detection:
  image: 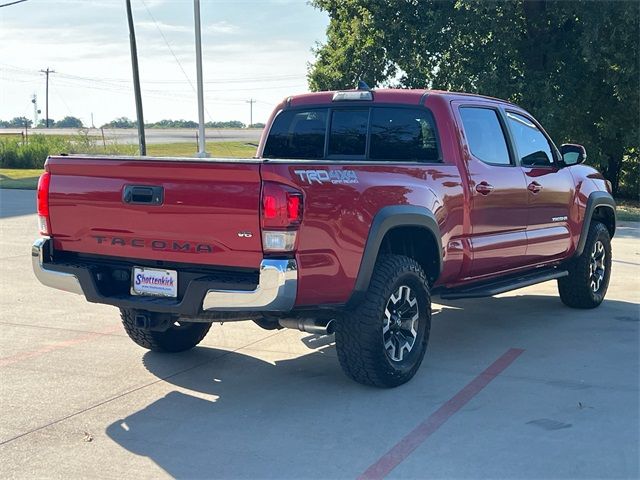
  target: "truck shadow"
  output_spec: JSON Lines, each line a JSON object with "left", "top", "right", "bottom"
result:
{"left": 0, "top": 189, "right": 36, "bottom": 219}
{"left": 105, "top": 294, "right": 638, "bottom": 478}
{"left": 614, "top": 221, "right": 640, "bottom": 239}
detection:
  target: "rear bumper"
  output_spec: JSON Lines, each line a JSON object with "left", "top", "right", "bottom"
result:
{"left": 32, "top": 238, "right": 84, "bottom": 295}
{"left": 32, "top": 237, "right": 297, "bottom": 314}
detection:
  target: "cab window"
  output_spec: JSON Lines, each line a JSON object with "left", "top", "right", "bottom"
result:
{"left": 328, "top": 109, "right": 369, "bottom": 157}
{"left": 263, "top": 109, "right": 327, "bottom": 159}
{"left": 264, "top": 105, "right": 441, "bottom": 162}
{"left": 506, "top": 112, "right": 555, "bottom": 167}
{"left": 369, "top": 107, "right": 439, "bottom": 162}
{"left": 459, "top": 107, "right": 512, "bottom": 165}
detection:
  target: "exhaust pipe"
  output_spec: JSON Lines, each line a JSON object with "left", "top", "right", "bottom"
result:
{"left": 278, "top": 317, "right": 335, "bottom": 335}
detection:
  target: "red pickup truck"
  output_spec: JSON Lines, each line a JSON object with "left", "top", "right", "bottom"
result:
{"left": 32, "top": 87, "right": 616, "bottom": 387}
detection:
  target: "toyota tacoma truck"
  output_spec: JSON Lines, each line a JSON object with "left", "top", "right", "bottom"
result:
{"left": 32, "top": 87, "right": 616, "bottom": 387}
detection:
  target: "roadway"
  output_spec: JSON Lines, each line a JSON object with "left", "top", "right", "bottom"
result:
{"left": 0, "top": 128, "right": 262, "bottom": 144}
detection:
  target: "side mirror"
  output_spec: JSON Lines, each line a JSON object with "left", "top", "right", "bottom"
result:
{"left": 560, "top": 144, "right": 586, "bottom": 166}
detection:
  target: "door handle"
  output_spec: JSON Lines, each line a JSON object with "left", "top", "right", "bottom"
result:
{"left": 475, "top": 181, "right": 494, "bottom": 195}
{"left": 527, "top": 181, "right": 543, "bottom": 194}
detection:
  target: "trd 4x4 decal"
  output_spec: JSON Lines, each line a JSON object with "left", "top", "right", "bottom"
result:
{"left": 294, "top": 169, "right": 359, "bottom": 185}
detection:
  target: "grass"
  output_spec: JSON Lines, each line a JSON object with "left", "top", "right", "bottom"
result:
{"left": 0, "top": 134, "right": 256, "bottom": 159}
{"left": 0, "top": 168, "right": 42, "bottom": 190}
{"left": 0, "top": 168, "right": 43, "bottom": 189}
{"left": 616, "top": 199, "right": 640, "bottom": 222}
{"left": 146, "top": 141, "right": 257, "bottom": 158}
{"left": 0, "top": 141, "right": 258, "bottom": 190}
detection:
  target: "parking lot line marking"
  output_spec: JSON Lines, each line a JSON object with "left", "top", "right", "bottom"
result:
{"left": 0, "top": 326, "right": 121, "bottom": 368}
{"left": 0, "top": 320, "right": 126, "bottom": 336}
{"left": 358, "top": 348, "right": 525, "bottom": 480}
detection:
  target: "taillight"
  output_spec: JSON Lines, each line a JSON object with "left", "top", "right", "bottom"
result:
{"left": 287, "top": 195, "right": 301, "bottom": 222}
{"left": 261, "top": 181, "right": 303, "bottom": 252}
{"left": 37, "top": 171, "right": 51, "bottom": 235}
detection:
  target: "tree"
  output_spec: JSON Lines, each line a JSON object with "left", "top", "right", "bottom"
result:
{"left": 56, "top": 116, "right": 83, "bottom": 128}
{"left": 37, "top": 119, "right": 55, "bottom": 128}
{"left": 205, "top": 120, "right": 246, "bottom": 129}
{"left": 309, "top": 0, "right": 639, "bottom": 197}
{"left": 101, "top": 117, "right": 137, "bottom": 128}
{"left": 147, "top": 119, "right": 199, "bottom": 128}
{"left": 4, "top": 116, "right": 34, "bottom": 128}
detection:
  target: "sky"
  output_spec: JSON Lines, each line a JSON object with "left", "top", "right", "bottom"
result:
{"left": 0, "top": 0, "right": 329, "bottom": 127}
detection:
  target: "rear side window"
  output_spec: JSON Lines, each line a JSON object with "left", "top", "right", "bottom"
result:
{"left": 506, "top": 112, "right": 555, "bottom": 167}
{"left": 460, "top": 107, "right": 511, "bottom": 165}
{"left": 328, "top": 109, "right": 368, "bottom": 156}
{"left": 263, "top": 109, "right": 327, "bottom": 159}
{"left": 370, "top": 108, "right": 439, "bottom": 161}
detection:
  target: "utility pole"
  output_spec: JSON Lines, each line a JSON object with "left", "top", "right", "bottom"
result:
{"left": 246, "top": 98, "right": 255, "bottom": 128}
{"left": 194, "top": 0, "right": 208, "bottom": 157}
{"left": 125, "top": 0, "right": 146, "bottom": 155}
{"left": 39, "top": 67, "right": 55, "bottom": 128}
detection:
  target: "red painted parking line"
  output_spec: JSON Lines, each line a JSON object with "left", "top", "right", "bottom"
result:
{"left": 359, "top": 348, "right": 525, "bottom": 480}
{"left": 0, "top": 326, "right": 121, "bottom": 368}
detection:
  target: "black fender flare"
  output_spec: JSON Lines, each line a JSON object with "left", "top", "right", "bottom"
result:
{"left": 575, "top": 191, "right": 616, "bottom": 257}
{"left": 348, "top": 205, "right": 442, "bottom": 306}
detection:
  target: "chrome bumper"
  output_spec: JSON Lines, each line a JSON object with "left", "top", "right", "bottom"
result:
{"left": 32, "top": 238, "right": 297, "bottom": 312}
{"left": 32, "top": 237, "right": 84, "bottom": 295}
{"left": 202, "top": 258, "right": 297, "bottom": 311}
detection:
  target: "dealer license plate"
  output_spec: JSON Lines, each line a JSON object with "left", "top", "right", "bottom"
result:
{"left": 131, "top": 267, "right": 178, "bottom": 298}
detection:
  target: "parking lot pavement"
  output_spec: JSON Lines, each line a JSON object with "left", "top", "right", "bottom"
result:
{"left": 1, "top": 188, "right": 638, "bottom": 479}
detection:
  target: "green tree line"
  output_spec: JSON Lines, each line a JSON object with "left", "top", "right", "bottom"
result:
{"left": 100, "top": 117, "right": 264, "bottom": 129}
{"left": 309, "top": 0, "right": 639, "bottom": 198}
{"left": 0, "top": 116, "right": 83, "bottom": 128}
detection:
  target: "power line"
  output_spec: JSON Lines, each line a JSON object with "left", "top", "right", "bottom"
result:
{"left": 50, "top": 82, "right": 73, "bottom": 118}
{"left": 139, "top": 0, "right": 197, "bottom": 93}
{"left": 0, "top": 0, "right": 28, "bottom": 8}
{"left": 2, "top": 64, "right": 302, "bottom": 84}
{"left": 139, "top": 0, "right": 232, "bottom": 154}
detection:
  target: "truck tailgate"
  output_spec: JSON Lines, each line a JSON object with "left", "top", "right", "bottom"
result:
{"left": 46, "top": 156, "right": 263, "bottom": 269}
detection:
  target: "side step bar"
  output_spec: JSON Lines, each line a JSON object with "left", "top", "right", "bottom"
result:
{"left": 438, "top": 267, "right": 568, "bottom": 300}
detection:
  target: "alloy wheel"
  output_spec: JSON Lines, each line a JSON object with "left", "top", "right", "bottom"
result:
{"left": 589, "top": 240, "right": 606, "bottom": 293}
{"left": 383, "top": 285, "right": 420, "bottom": 362}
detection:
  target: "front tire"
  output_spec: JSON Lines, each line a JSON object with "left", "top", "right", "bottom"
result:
{"left": 558, "top": 221, "right": 612, "bottom": 309}
{"left": 120, "top": 309, "right": 211, "bottom": 352}
{"left": 335, "top": 255, "right": 431, "bottom": 388}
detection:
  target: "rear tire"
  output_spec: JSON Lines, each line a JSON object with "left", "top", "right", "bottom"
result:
{"left": 120, "top": 309, "right": 211, "bottom": 352}
{"left": 335, "top": 255, "right": 431, "bottom": 388}
{"left": 558, "top": 221, "right": 612, "bottom": 309}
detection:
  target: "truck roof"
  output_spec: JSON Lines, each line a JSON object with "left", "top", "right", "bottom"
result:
{"left": 286, "top": 88, "right": 515, "bottom": 108}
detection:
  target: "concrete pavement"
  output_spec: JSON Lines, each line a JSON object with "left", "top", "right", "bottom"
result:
{"left": 0, "top": 188, "right": 638, "bottom": 479}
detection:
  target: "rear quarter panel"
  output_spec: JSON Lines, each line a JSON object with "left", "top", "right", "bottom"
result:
{"left": 262, "top": 163, "right": 465, "bottom": 306}
{"left": 261, "top": 96, "right": 467, "bottom": 306}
